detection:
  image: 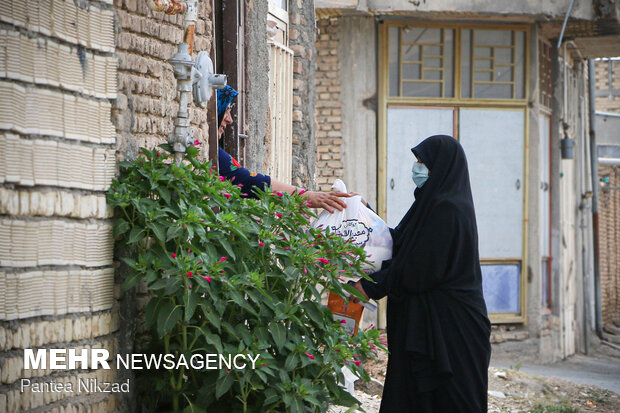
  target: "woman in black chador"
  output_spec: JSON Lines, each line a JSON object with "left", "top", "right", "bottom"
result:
{"left": 354, "top": 135, "right": 491, "bottom": 412}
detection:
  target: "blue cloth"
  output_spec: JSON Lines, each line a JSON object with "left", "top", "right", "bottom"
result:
{"left": 217, "top": 85, "right": 239, "bottom": 126}
{"left": 218, "top": 147, "right": 271, "bottom": 198}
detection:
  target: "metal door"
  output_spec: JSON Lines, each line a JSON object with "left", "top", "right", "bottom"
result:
{"left": 385, "top": 106, "right": 455, "bottom": 227}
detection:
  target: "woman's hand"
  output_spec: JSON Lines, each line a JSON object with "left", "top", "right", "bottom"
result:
{"left": 303, "top": 191, "right": 350, "bottom": 213}
{"left": 351, "top": 281, "right": 369, "bottom": 303}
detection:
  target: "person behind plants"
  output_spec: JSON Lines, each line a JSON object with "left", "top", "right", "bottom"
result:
{"left": 216, "top": 85, "right": 349, "bottom": 212}
{"left": 352, "top": 135, "right": 491, "bottom": 412}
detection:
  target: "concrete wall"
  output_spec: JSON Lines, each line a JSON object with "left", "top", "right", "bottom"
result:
{"left": 318, "top": 0, "right": 595, "bottom": 20}
{"left": 0, "top": 0, "right": 119, "bottom": 411}
{"left": 244, "top": 0, "right": 270, "bottom": 173}
{"left": 340, "top": 16, "right": 377, "bottom": 208}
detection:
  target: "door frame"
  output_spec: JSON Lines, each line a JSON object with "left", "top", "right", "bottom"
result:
{"left": 377, "top": 21, "right": 531, "bottom": 324}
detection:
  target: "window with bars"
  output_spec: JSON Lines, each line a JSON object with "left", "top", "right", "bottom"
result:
{"left": 388, "top": 25, "right": 527, "bottom": 100}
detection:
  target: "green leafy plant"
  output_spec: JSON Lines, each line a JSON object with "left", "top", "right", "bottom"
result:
{"left": 107, "top": 145, "right": 386, "bottom": 412}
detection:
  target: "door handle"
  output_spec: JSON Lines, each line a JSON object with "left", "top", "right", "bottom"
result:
{"left": 390, "top": 178, "right": 395, "bottom": 189}
{"left": 516, "top": 179, "right": 521, "bottom": 190}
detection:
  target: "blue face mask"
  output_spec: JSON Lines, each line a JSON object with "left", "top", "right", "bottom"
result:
{"left": 411, "top": 162, "right": 429, "bottom": 187}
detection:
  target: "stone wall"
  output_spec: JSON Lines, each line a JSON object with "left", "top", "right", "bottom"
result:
{"left": 289, "top": 0, "right": 317, "bottom": 189}
{"left": 0, "top": 0, "right": 119, "bottom": 411}
{"left": 315, "top": 16, "right": 343, "bottom": 192}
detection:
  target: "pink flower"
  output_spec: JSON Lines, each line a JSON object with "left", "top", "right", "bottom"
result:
{"left": 194, "top": 139, "right": 199, "bottom": 146}
{"left": 354, "top": 360, "right": 362, "bottom": 367}
{"left": 337, "top": 277, "right": 345, "bottom": 282}
{"left": 171, "top": 253, "right": 176, "bottom": 258}
{"left": 305, "top": 202, "right": 312, "bottom": 207}
{"left": 304, "top": 352, "right": 315, "bottom": 360}
{"left": 340, "top": 319, "right": 347, "bottom": 324}
{"left": 202, "top": 275, "right": 212, "bottom": 283}
{"left": 299, "top": 189, "right": 307, "bottom": 195}
{"left": 187, "top": 248, "right": 191, "bottom": 254}
{"left": 186, "top": 271, "right": 193, "bottom": 278}
{"left": 237, "top": 184, "right": 244, "bottom": 187}
{"left": 317, "top": 258, "right": 330, "bottom": 264}
{"left": 156, "top": 153, "right": 160, "bottom": 158}
{"left": 276, "top": 213, "right": 283, "bottom": 218}
{"left": 218, "top": 257, "right": 227, "bottom": 263}
{"left": 223, "top": 192, "right": 231, "bottom": 199}
{"left": 219, "top": 176, "right": 225, "bottom": 182}
{"left": 276, "top": 192, "right": 283, "bottom": 197}
{"left": 258, "top": 241, "right": 264, "bottom": 247}
{"left": 226, "top": 370, "right": 230, "bottom": 374}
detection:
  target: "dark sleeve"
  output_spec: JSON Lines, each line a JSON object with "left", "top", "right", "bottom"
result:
{"left": 396, "top": 202, "right": 462, "bottom": 293}
{"left": 218, "top": 148, "right": 271, "bottom": 198}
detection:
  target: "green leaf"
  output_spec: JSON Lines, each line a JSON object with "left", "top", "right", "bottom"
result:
{"left": 202, "top": 329, "right": 223, "bottom": 353}
{"left": 182, "top": 401, "right": 206, "bottom": 413}
{"left": 127, "top": 227, "right": 145, "bottom": 244}
{"left": 148, "top": 222, "right": 166, "bottom": 242}
{"left": 145, "top": 297, "right": 164, "bottom": 328}
{"left": 121, "top": 272, "right": 142, "bottom": 292}
{"left": 113, "top": 218, "right": 130, "bottom": 238}
{"left": 167, "top": 224, "right": 183, "bottom": 242}
{"left": 215, "top": 372, "right": 234, "bottom": 399}
{"left": 184, "top": 291, "right": 198, "bottom": 322}
{"left": 284, "top": 352, "right": 298, "bottom": 371}
{"left": 300, "top": 301, "right": 324, "bottom": 326}
{"left": 263, "top": 389, "right": 279, "bottom": 405}
{"left": 158, "top": 186, "right": 171, "bottom": 205}
{"left": 269, "top": 321, "right": 286, "bottom": 352}
{"left": 219, "top": 238, "right": 236, "bottom": 261}
{"left": 157, "top": 302, "right": 182, "bottom": 337}
{"left": 200, "top": 303, "right": 221, "bottom": 331}
{"left": 120, "top": 257, "right": 137, "bottom": 269}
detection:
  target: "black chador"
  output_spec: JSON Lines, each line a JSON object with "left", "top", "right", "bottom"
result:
{"left": 361, "top": 135, "right": 491, "bottom": 412}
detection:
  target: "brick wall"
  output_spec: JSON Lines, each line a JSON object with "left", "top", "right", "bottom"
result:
{"left": 0, "top": 0, "right": 119, "bottom": 411}
{"left": 315, "top": 17, "right": 343, "bottom": 192}
{"left": 595, "top": 59, "right": 620, "bottom": 114}
{"left": 599, "top": 165, "right": 620, "bottom": 326}
{"left": 112, "top": 1, "right": 214, "bottom": 410}
{"left": 113, "top": 0, "right": 213, "bottom": 158}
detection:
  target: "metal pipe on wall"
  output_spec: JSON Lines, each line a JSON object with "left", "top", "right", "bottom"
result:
{"left": 588, "top": 59, "right": 603, "bottom": 337}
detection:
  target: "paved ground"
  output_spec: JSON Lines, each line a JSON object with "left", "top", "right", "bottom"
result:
{"left": 491, "top": 349, "right": 620, "bottom": 394}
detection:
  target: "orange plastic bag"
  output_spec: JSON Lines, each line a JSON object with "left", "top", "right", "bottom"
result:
{"left": 327, "top": 292, "right": 364, "bottom": 336}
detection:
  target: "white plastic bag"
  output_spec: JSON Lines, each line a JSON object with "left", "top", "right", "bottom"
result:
{"left": 311, "top": 179, "right": 392, "bottom": 273}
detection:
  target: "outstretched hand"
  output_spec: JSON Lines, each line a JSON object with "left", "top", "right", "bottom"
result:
{"left": 303, "top": 191, "right": 350, "bottom": 213}
{"left": 351, "top": 280, "right": 369, "bottom": 303}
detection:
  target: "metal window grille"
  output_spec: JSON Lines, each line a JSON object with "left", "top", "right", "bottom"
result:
{"left": 267, "top": 41, "right": 293, "bottom": 183}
